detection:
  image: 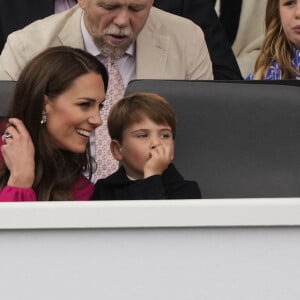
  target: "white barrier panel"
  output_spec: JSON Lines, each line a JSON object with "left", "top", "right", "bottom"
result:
{"left": 1, "top": 199, "right": 300, "bottom": 300}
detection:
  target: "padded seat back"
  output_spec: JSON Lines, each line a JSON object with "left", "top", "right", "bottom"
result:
{"left": 125, "top": 80, "right": 300, "bottom": 198}
{"left": 0, "top": 81, "right": 15, "bottom": 117}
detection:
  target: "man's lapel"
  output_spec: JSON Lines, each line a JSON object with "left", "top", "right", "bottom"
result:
{"left": 58, "top": 6, "right": 85, "bottom": 49}
{"left": 136, "top": 8, "right": 170, "bottom": 79}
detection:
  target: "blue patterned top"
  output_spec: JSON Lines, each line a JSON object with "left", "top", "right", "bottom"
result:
{"left": 246, "top": 48, "right": 300, "bottom": 80}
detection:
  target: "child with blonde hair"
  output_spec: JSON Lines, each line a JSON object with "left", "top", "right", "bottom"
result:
{"left": 247, "top": 0, "right": 300, "bottom": 79}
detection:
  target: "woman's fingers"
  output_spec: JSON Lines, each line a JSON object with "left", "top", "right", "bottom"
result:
{"left": 6, "top": 118, "right": 31, "bottom": 138}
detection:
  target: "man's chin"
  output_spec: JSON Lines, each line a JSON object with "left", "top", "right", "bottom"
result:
{"left": 100, "top": 46, "right": 128, "bottom": 59}
{"left": 94, "top": 37, "right": 131, "bottom": 59}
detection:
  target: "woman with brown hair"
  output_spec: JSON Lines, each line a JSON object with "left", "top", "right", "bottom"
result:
{"left": 0, "top": 46, "right": 108, "bottom": 201}
{"left": 247, "top": 0, "right": 300, "bottom": 79}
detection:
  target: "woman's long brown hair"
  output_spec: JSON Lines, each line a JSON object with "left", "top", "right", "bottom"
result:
{"left": 0, "top": 46, "right": 108, "bottom": 200}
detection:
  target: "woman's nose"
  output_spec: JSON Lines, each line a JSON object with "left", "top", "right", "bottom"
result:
{"left": 88, "top": 112, "right": 102, "bottom": 127}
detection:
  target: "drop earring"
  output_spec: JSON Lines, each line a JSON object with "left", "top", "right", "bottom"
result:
{"left": 41, "top": 112, "right": 47, "bottom": 124}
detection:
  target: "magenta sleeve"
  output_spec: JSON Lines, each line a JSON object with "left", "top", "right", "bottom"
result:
{"left": 0, "top": 186, "right": 37, "bottom": 202}
{"left": 0, "top": 176, "right": 93, "bottom": 202}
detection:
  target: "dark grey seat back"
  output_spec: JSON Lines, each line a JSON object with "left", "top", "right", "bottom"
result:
{"left": 125, "top": 80, "right": 300, "bottom": 198}
{"left": 0, "top": 81, "right": 15, "bottom": 117}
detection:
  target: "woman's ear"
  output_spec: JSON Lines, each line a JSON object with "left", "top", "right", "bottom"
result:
{"left": 110, "top": 140, "right": 123, "bottom": 161}
{"left": 44, "top": 95, "right": 51, "bottom": 114}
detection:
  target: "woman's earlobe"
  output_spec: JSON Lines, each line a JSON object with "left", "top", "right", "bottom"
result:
{"left": 44, "top": 95, "right": 51, "bottom": 114}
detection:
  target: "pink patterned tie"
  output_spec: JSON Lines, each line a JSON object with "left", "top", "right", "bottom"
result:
{"left": 94, "top": 58, "right": 125, "bottom": 180}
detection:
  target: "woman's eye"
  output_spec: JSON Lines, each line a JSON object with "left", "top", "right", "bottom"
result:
{"left": 79, "top": 102, "right": 91, "bottom": 108}
{"left": 99, "top": 103, "right": 104, "bottom": 110}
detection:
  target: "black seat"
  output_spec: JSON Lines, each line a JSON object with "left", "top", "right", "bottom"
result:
{"left": 125, "top": 80, "right": 300, "bottom": 198}
{"left": 0, "top": 80, "right": 15, "bottom": 117}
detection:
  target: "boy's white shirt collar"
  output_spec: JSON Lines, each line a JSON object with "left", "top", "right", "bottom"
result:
{"left": 126, "top": 174, "right": 137, "bottom": 181}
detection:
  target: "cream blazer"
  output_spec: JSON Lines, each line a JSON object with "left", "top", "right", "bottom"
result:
{"left": 0, "top": 5, "right": 213, "bottom": 81}
{"left": 215, "top": 0, "right": 267, "bottom": 78}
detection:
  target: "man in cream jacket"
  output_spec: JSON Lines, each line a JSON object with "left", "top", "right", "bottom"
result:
{"left": 0, "top": 1, "right": 213, "bottom": 81}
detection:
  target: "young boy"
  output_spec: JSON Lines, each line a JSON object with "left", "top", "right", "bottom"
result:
{"left": 92, "top": 93, "right": 201, "bottom": 200}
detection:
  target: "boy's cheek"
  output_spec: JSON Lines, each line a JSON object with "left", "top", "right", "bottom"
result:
{"left": 164, "top": 141, "right": 175, "bottom": 152}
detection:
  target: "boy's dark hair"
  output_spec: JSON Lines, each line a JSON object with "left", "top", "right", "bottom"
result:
{"left": 108, "top": 92, "right": 177, "bottom": 142}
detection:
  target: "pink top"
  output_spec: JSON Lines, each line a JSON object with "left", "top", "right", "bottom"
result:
{"left": 0, "top": 140, "right": 93, "bottom": 201}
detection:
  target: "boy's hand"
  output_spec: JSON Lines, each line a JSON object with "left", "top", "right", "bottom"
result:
{"left": 143, "top": 143, "right": 174, "bottom": 178}
{"left": 1, "top": 118, "right": 35, "bottom": 188}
